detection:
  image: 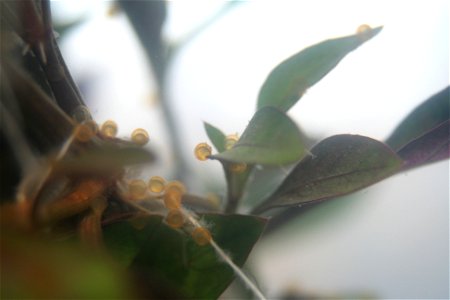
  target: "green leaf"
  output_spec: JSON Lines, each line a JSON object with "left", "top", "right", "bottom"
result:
{"left": 204, "top": 122, "right": 226, "bottom": 152}
{"left": 386, "top": 86, "right": 449, "bottom": 150}
{"left": 105, "top": 214, "right": 266, "bottom": 299}
{"left": 241, "top": 165, "right": 294, "bottom": 209}
{"left": 211, "top": 107, "right": 305, "bottom": 165}
{"left": 103, "top": 215, "right": 163, "bottom": 267}
{"left": 257, "top": 26, "right": 382, "bottom": 111}
{"left": 56, "top": 145, "right": 155, "bottom": 175}
{"left": 253, "top": 135, "right": 402, "bottom": 213}
{"left": 397, "top": 120, "right": 449, "bottom": 170}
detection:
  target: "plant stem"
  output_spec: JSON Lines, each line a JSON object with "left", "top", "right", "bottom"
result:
{"left": 209, "top": 240, "right": 267, "bottom": 300}
{"left": 119, "top": 1, "right": 189, "bottom": 181}
{"left": 39, "top": 0, "right": 86, "bottom": 116}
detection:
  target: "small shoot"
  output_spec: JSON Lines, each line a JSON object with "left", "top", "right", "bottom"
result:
{"left": 165, "top": 209, "right": 185, "bottom": 229}
{"left": 100, "top": 120, "right": 118, "bottom": 138}
{"left": 128, "top": 179, "right": 147, "bottom": 200}
{"left": 148, "top": 176, "right": 166, "bottom": 194}
{"left": 194, "top": 143, "right": 212, "bottom": 161}
{"left": 131, "top": 128, "right": 149, "bottom": 146}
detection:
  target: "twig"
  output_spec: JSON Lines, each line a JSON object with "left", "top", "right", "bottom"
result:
{"left": 182, "top": 208, "right": 267, "bottom": 300}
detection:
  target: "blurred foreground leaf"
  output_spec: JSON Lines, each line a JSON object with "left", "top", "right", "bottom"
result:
{"left": 204, "top": 122, "right": 226, "bottom": 152}
{"left": 386, "top": 86, "right": 449, "bottom": 150}
{"left": 253, "top": 135, "right": 402, "bottom": 213}
{"left": 104, "top": 214, "right": 266, "bottom": 299}
{"left": 1, "top": 233, "right": 132, "bottom": 299}
{"left": 257, "top": 26, "right": 382, "bottom": 111}
{"left": 397, "top": 120, "right": 449, "bottom": 170}
{"left": 211, "top": 107, "right": 305, "bottom": 165}
{"left": 119, "top": 0, "right": 166, "bottom": 82}
{"left": 56, "top": 145, "right": 155, "bottom": 175}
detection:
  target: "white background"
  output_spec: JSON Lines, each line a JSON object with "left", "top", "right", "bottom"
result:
{"left": 54, "top": 1, "right": 449, "bottom": 298}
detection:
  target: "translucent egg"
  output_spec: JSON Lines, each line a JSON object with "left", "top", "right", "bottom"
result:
{"left": 191, "top": 227, "right": 212, "bottom": 246}
{"left": 165, "top": 209, "right": 184, "bottom": 229}
{"left": 128, "top": 179, "right": 147, "bottom": 200}
{"left": 74, "top": 121, "right": 97, "bottom": 142}
{"left": 225, "top": 133, "right": 239, "bottom": 150}
{"left": 72, "top": 105, "right": 92, "bottom": 123}
{"left": 357, "top": 24, "right": 372, "bottom": 34}
{"left": 100, "top": 120, "right": 118, "bottom": 138}
{"left": 229, "top": 162, "right": 247, "bottom": 173}
{"left": 131, "top": 128, "right": 149, "bottom": 146}
{"left": 163, "top": 181, "right": 186, "bottom": 209}
{"left": 194, "top": 143, "right": 212, "bottom": 161}
{"left": 164, "top": 193, "right": 181, "bottom": 209}
{"left": 148, "top": 176, "right": 165, "bottom": 193}
{"left": 356, "top": 24, "right": 372, "bottom": 41}
{"left": 165, "top": 181, "right": 186, "bottom": 196}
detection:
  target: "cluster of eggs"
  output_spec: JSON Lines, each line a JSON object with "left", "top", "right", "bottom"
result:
{"left": 72, "top": 107, "right": 213, "bottom": 246}
{"left": 128, "top": 176, "right": 211, "bottom": 246}
{"left": 73, "top": 115, "right": 149, "bottom": 147}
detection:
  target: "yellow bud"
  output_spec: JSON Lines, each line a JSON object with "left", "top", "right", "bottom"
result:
{"left": 128, "top": 179, "right": 147, "bottom": 200}
{"left": 194, "top": 143, "right": 212, "bottom": 161}
{"left": 224, "top": 133, "right": 239, "bottom": 150}
{"left": 165, "top": 209, "right": 184, "bottom": 229}
{"left": 100, "top": 120, "right": 118, "bottom": 138}
{"left": 148, "top": 176, "right": 165, "bottom": 193}
{"left": 229, "top": 162, "right": 247, "bottom": 173}
{"left": 131, "top": 128, "right": 149, "bottom": 146}
{"left": 191, "top": 227, "right": 212, "bottom": 246}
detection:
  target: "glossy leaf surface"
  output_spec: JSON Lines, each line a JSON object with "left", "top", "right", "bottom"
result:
{"left": 397, "top": 120, "right": 449, "bottom": 170}
{"left": 386, "top": 86, "right": 449, "bottom": 150}
{"left": 204, "top": 122, "right": 226, "bottom": 152}
{"left": 211, "top": 107, "right": 305, "bottom": 165}
{"left": 253, "top": 135, "right": 402, "bottom": 213}
{"left": 257, "top": 27, "right": 382, "bottom": 111}
{"left": 103, "top": 214, "right": 266, "bottom": 299}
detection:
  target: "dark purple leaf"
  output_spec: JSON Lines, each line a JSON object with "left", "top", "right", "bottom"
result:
{"left": 252, "top": 135, "right": 403, "bottom": 213}
{"left": 386, "top": 86, "right": 449, "bottom": 150}
{"left": 397, "top": 120, "right": 449, "bottom": 170}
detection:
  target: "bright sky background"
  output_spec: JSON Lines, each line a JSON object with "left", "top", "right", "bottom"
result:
{"left": 53, "top": 1, "right": 448, "bottom": 298}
